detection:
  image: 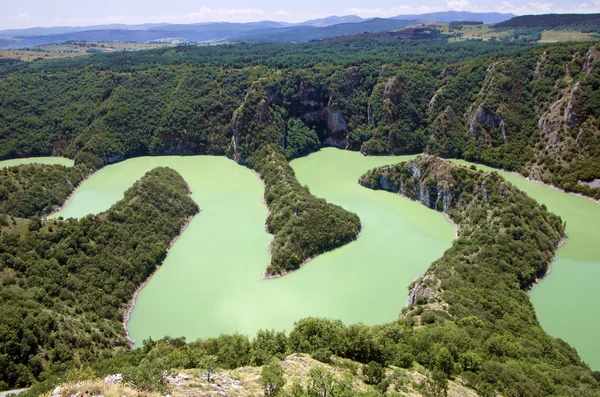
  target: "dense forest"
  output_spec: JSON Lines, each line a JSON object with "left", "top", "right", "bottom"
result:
{"left": 495, "top": 13, "right": 600, "bottom": 32}
{"left": 0, "top": 39, "right": 598, "bottom": 200}
{"left": 358, "top": 157, "right": 595, "bottom": 396}
{"left": 0, "top": 168, "right": 198, "bottom": 390}
{"left": 0, "top": 163, "right": 95, "bottom": 218}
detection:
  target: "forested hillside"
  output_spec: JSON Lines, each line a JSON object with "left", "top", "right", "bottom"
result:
{"left": 496, "top": 13, "right": 600, "bottom": 32}
{"left": 0, "top": 168, "right": 198, "bottom": 390}
{"left": 1, "top": 40, "right": 598, "bottom": 200}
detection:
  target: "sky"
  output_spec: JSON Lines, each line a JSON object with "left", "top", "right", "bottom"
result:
{"left": 2, "top": 0, "right": 600, "bottom": 30}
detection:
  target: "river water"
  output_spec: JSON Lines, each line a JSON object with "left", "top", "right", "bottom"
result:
{"left": 0, "top": 157, "right": 73, "bottom": 168}
{"left": 48, "top": 153, "right": 453, "bottom": 348}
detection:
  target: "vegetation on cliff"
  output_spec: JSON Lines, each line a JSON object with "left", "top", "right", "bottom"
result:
{"left": 0, "top": 167, "right": 198, "bottom": 390}
{"left": 2, "top": 38, "right": 600, "bottom": 396}
{"left": 249, "top": 147, "right": 361, "bottom": 275}
{"left": 230, "top": 77, "right": 361, "bottom": 274}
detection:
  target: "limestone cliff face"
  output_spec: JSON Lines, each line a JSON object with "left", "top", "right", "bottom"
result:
{"left": 228, "top": 79, "right": 285, "bottom": 164}
{"left": 529, "top": 45, "right": 600, "bottom": 184}
{"left": 465, "top": 62, "right": 511, "bottom": 147}
{"left": 359, "top": 156, "right": 456, "bottom": 213}
{"left": 359, "top": 155, "right": 565, "bottom": 316}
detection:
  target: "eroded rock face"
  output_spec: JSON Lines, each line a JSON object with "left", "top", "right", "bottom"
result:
{"left": 468, "top": 104, "right": 506, "bottom": 145}
{"left": 578, "top": 179, "right": 600, "bottom": 189}
{"left": 407, "top": 276, "right": 437, "bottom": 308}
{"left": 360, "top": 156, "right": 456, "bottom": 212}
{"left": 583, "top": 47, "right": 597, "bottom": 75}
{"left": 564, "top": 82, "right": 580, "bottom": 129}
{"left": 103, "top": 374, "right": 123, "bottom": 385}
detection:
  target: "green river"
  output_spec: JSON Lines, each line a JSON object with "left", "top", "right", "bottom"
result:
{"left": 48, "top": 152, "right": 454, "bottom": 348}
{"left": 0, "top": 157, "right": 73, "bottom": 168}
{"left": 1, "top": 149, "right": 599, "bottom": 369}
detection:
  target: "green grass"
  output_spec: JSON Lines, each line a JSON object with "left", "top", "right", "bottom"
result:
{"left": 539, "top": 30, "right": 594, "bottom": 42}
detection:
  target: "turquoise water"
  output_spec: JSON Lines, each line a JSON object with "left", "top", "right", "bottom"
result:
{"left": 51, "top": 152, "right": 454, "bottom": 347}
{"left": 0, "top": 157, "right": 73, "bottom": 168}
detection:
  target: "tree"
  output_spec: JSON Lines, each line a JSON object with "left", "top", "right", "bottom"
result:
{"left": 362, "top": 361, "right": 385, "bottom": 385}
{"left": 122, "top": 359, "right": 171, "bottom": 394}
{"left": 435, "top": 347, "right": 454, "bottom": 378}
{"left": 259, "top": 360, "right": 286, "bottom": 397}
{"left": 198, "top": 355, "right": 219, "bottom": 383}
{"left": 425, "top": 370, "right": 448, "bottom": 397}
{"left": 307, "top": 367, "right": 335, "bottom": 397}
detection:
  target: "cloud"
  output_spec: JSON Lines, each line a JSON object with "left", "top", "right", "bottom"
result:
{"left": 10, "top": 12, "right": 32, "bottom": 22}
{"left": 0, "top": 12, "right": 34, "bottom": 29}
{"left": 446, "top": 0, "right": 472, "bottom": 11}
{"left": 146, "top": 7, "right": 300, "bottom": 24}
{"left": 183, "top": 6, "right": 265, "bottom": 21}
{"left": 344, "top": 1, "right": 600, "bottom": 16}
{"left": 344, "top": 6, "right": 441, "bottom": 18}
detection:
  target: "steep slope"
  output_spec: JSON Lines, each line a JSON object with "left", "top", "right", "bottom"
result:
{"left": 0, "top": 168, "right": 198, "bottom": 390}
{"left": 230, "top": 76, "right": 361, "bottom": 275}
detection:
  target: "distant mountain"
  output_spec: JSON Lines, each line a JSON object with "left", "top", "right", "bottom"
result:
{"left": 0, "top": 18, "right": 419, "bottom": 48}
{"left": 393, "top": 11, "right": 516, "bottom": 24}
{"left": 0, "top": 23, "right": 169, "bottom": 37}
{"left": 300, "top": 15, "right": 367, "bottom": 27}
{"left": 0, "top": 12, "right": 518, "bottom": 49}
{"left": 234, "top": 18, "right": 418, "bottom": 43}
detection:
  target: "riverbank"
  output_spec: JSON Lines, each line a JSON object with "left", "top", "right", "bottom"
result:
{"left": 443, "top": 213, "right": 460, "bottom": 238}
{"left": 122, "top": 212, "right": 197, "bottom": 349}
{"left": 530, "top": 236, "right": 567, "bottom": 289}
{"left": 507, "top": 171, "right": 600, "bottom": 205}
{"left": 45, "top": 170, "right": 95, "bottom": 219}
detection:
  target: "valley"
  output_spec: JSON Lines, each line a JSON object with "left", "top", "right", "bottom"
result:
{"left": 2, "top": 29, "right": 600, "bottom": 396}
{"left": 5, "top": 148, "right": 600, "bottom": 371}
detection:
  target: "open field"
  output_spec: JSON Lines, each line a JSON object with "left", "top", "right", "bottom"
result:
{"left": 0, "top": 41, "right": 173, "bottom": 61}
{"left": 0, "top": 49, "right": 88, "bottom": 61}
{"left": 539, "top": 30, "right": 595, "bottom": 42}
{"left": 437, "top": 23, "right": 511, "bottom": 41}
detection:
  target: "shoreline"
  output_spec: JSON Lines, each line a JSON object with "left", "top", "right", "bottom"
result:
{"left": 122, "top": 209, "right": 197, "bottom": 349}
{"left": 507, "top": 171, "right": 600, "bottom": 205}
{"left": 45, "top": 170, "right": 95, "bottom": 218}
{"left": 530, "top": 236, "right": 567, "bottom": 290}
{"left": 261, "top": 225, "right": 363, "bottom": 280}
{"left": 250, "top": 169, "right": 276, "bottom": 274}
{"left": 443, "top": 212, "right": 459, "bottom": 239}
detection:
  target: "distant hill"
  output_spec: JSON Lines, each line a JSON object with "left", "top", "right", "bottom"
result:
{"left": 0, "top": 18, "right": 419, "bottom": 48}
{"left": 234, "top": 18, "right": 419, "bottom": 43}
{"left": 495, "top": 13, "right": 600, "bottom": 31}
{"left": 300, "top": 15, "right": 367, "bottom": 27}
{"left": 0, "top": 11, "right": 518, "bottom": 49}
{"left": 393, "top": 11, "right": 515, "bottom": 23}
{"left": 0, "top": 23, "right": 169, "bottom": 37}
